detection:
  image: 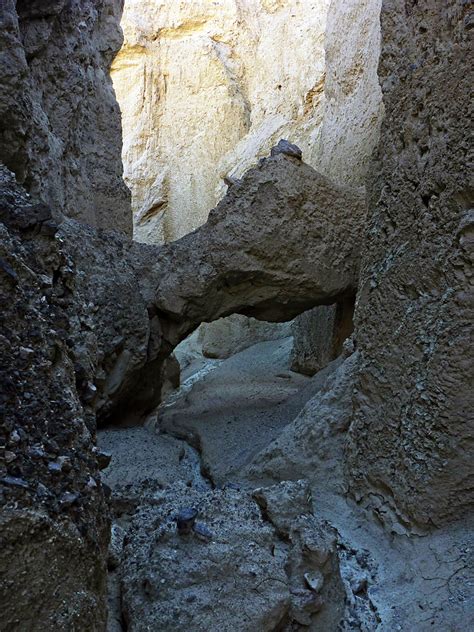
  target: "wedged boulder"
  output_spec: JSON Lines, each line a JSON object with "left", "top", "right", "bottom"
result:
{"left": 154, "top": 153, "right": 366, "bottom": 332}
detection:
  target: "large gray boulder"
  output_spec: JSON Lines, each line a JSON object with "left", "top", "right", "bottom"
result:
{"left": 120, "top": 481, "right": 345, "bottom": 631}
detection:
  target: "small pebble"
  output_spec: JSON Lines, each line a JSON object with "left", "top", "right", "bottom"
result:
{"left": 37, "top": 483, "right": 51, "bottom": 498}
{"left": 176, "top": 507, "right": 197, "bottom": 535}
{"left": 48, "top": 461, "right": 62, "bottom": 474}
{"left": 4, "top": 451, "right": 17, "bottom": 463}
{"left": 59, "top": 491, "right": 80, "bottom": 508}
{"left": 28, "top": 445, "right": 46, "bottom": 458}
{"left": 193, "top": 522, "right": 213, "bottom": 541}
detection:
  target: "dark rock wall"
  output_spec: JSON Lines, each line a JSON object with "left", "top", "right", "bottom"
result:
{"left": 347, "top": 0, "right": 474, "bottom": 529}
{"left": 0, "top": 167, "right": 109, "bottom": 630}
{"left": 0, "top": 0, "right": 131, "bottom": 234}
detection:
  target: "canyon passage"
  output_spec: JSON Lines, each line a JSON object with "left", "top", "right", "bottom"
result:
{"left": 0, "top": 1, "right": 473, "bottom": 631}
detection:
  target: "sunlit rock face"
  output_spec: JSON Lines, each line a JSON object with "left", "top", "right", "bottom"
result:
{"left": 112, "top": 0, "right": 331, "bottom": 244}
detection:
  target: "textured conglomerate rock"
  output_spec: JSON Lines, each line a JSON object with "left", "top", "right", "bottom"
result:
{"left": 347, "top": 0, "right": 474, "bottom": 529}
{"left": 0, "top": 167, "right": 109, "bottom": 630}
{"left": 0, "top": 0, "right": 131, "bottom": 234}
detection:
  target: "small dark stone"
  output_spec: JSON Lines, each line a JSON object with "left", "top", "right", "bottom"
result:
{"left": 94, "top": 448, "right": 112, "bottom": 470}
{"left": 176, "top": 507, "right": 198, "bottom": 535}
{"left": 193, "top": 522, "right": 213, "bottom": 541}
{"left": 37, "top": 483, "right": 51, "bottom": 498}
{"left": 59, "top": 491, "right": 80, "bottom": 508}
{"left": 28, "top": 445, "right": 46, "bottom": 458}
{"left": 270, "top": 139, "right": 302, "bottom": 160}
{"left": 57, "top": 456, "right": 72, "bottom": 472}
{"left": 48, "top": 461, "right": 63, "bottom": 474}
{"left": 4, "top": 451, "right": 17, "bottom": 463}
{"left": 1, "top": 475, "right": 30, "bottom": 489}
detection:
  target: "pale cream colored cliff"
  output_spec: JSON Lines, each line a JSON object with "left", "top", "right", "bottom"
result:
{"left": 112, "top": 0, "right": 382, "bottom": 243}
{"left": 112, "top": 0, "right": 332, "bottom": 243}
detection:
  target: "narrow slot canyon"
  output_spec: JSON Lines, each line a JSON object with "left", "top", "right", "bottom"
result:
{"left": 0, "top": 1, "right": 473, "bottom": 631}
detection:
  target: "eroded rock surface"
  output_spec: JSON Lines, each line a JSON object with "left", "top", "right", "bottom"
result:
{"left": 120, "top": 481, "right": 346, "bottom": 631}
{"left": 0, "top": 0, "right": 131, "bottom": 233}
{"left": 347, "top": 0, "right": 474, "bottom": 529}
{"left": 153, "top": 154, "right": 366, "bottom": 329}
{"left": 243, "top": 350, "right": 358, "bottom": 492}
{"left": 0, "top": 167, "right": 109, "bottom": 630}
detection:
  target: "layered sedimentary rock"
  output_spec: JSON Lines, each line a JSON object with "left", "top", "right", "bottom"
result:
{"left": 347, "top": 0, "right": 474, "bottom": 529}
{"left": 111, "top": 0, "right": 334, "bottom": 356}
{"left": 0, "top": 0, "right": 131, "bottom": 234}
{"left": 112, "top": 0, "right": 330, "bottom": 243}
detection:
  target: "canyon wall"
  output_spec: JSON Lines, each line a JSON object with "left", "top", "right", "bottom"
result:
{"left": 112, "top": 0, "right": 330, "bottom": 243}
{"left": 2, "top": 0, "right": 472, "bottom": 627}
{"left": 0, "top": 1, "right": 131, "bottom": 627}
{"left": 112, "top": 0, "right": 383, "bottom": 363}
{"left": 0, "top": 0, "right": 131, "bottom": 234}
{"left": 347, "top": 0, "right": 474, "bottom": 529}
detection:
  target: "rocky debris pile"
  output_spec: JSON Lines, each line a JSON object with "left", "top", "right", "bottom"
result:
{"left": 119, "top": 480, "right": 349, "bottom": 631}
